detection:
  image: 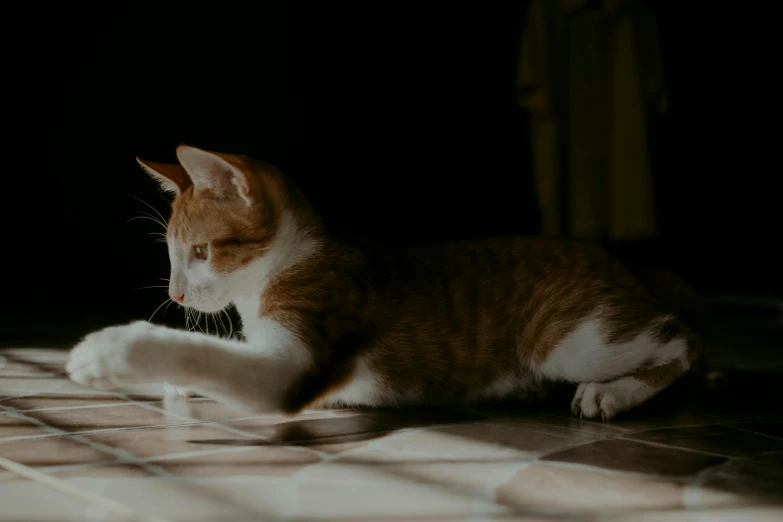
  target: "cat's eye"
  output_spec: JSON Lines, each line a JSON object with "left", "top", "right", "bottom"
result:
{"left": 193, "top": 244, "right": 208, "bottom": 261}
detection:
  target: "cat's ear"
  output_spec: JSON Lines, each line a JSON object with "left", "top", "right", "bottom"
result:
{"left": 136, "top": 158, "right": 192, "bottom": 195}
{"left": 175, "top": 145, "right": 256, "bottom": 205}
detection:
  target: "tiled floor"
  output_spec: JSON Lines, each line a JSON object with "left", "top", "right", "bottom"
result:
{"left": 1, "top": 348, "right": 782, "bottom": 521}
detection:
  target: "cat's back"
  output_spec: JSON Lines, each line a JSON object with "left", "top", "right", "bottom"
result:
{"left": 376, "top": 234, "right": 632, "bottom": 304}
{"left": 361, "top": 235, "right": 644, "bottom": 351}
{"left": 281, "top": 234, "right": 661, "bottom": 325}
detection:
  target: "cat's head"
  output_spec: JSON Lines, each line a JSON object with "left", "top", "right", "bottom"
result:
{"left": 137, "top": 146, "right": 308, "bottom": 313}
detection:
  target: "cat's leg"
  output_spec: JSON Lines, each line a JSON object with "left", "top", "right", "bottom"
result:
{"left": 569, "top": 358, "right": 688, "bottom": 421}
{"left": 66, "top": 321, "right": 308, "bottom": 413}
{"left": 537, "top": 315, "right": 697, "bottom": 421}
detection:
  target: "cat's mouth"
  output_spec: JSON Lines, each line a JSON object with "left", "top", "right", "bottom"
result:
{"left": 185, "top": 291, "right": 230, "bottom": 313}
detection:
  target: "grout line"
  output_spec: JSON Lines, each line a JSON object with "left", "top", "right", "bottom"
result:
{"left": 0, "top": 360, "right": 68, "bottom": 368}
{"left": 0, "top": 403, "right": 276, "bottom": 521}
{"left": 273, "top": 424, "right": 432, "bottom": 521}
{"left": 0, "top": 455, "right": 176, "bottom": 522}
{"left": 0, "top": 372, "right": 62, "bottom": 378}
{"left": 469, "top": 420, "right": 596, "bottom": 441}
{"left": 615, "top": 435, "right": 733, "bottom": 458}
{"left": 0, "top": 418, "right": 239, "bottom": 443}
{"left": 0, "top": 395, "right": 747, "bottom": 511}
{"left": 298, "top": 429, "right": 600, "bottom": 521}
{"left": 0, "top": 382, "right": 73, "bottom": 403}
{"left": 0, "top": 459, "right": 123, "bottom": 481}
{"left": 540, "top": 458, "right": 694, "bottom": 482}
{"left": 113, "top": 392, "right": 332, "bottom": 461}
{"left": 10, "top": 401, "right": 144, "bottom": 413}
{"left": 0, "top": 397, "right": 277, "bottom": 443}
{"left": 614, "top": 421, "right": 728, "bottom": 437}
{"left": 271, "top": 418, "right": 596, "bottom": 521}
{"left": 538, "top": 412, "right": 629, "bottom": 432}
{"left": 0, "top": 405, "right": 173, "bottom": 475}
{"left": 470, "top": 431, "right": 697, "bottom": 517}
{"left": 115, "top": 397, "right": 620, "bottom": 520}
{"left": 0, "top": 401, "right": 185, "bottom": 521}
{"left": 458, "top": 407, "right": 741, "bottom": 460}
{"left": 456, "top": 406, "right": 628, "bottom": 435}
{"left": 0, "top": 446, "right": 275, "bottom": 484}
{"left": 7, "top": 368, "right": 776, "bottom": 517}
{"left": 146, "top": 445, "right": 261, "bottom": 463}
{"left": 726, "top": 424, "right": 783, "bottom": 441}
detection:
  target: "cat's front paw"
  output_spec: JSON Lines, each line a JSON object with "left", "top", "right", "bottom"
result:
{"left": 66, "top": 321, "right": 163, "bottom": 390}
{"left": 570, "top": 382, "right": 625, "bottom": 422}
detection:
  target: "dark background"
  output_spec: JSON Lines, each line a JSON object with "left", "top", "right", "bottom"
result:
{"left": 10, "top": 2, "right": 781, "bottom": 347}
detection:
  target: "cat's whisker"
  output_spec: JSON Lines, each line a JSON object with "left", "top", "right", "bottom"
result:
{"left": 149, "top": 299, "right": 173, "bottom": 322}
{"left": 149, "top": 232, "right": 167, "bottom": 243}
{"left": 193, "top": 311, "right": 205, "bottom": 333}
{"left": 227, "top": 303, "right": 237, "bottom": 339}
{"left": 185, "top": 308, "right": 194, "bottom": 332}
{"left": 210, "top": 312, "right": 219, "bottom": 337}
{"left": 141, "top": 211, "right": 167, "bottom": 229}
{"left": 134, "top": 210, "right": 167, "bottom": 228}
{"left": 217, "top": 309, "right": 231, "bottom": 337}
{"left": 153, "top": 191, "right": 171, "bottom": 205}
{"left": 211, "top": 314, "right": 219, "bottom": 337}
{"left": 130, "top": 195, "right": 168, "bottom": 225}
{"left": 128, "top": 214, "right": 167, "bottom": 230}
{"left": 217, "top": 310, "right": 232, "bottom": 338}
{"left": 163, "top": 300, "right": 174, "bottom": 318}
{"left": 223, "top": 309, "right": 234, "bottom": 339}
{"left": 207, "top": 295, "right": 234, "bottom": 338}
{"left": 215, "top": 312, "right": 228, "bottom": 338}
{"left": 135, "top": 285, "right": 168, "bottom": 290}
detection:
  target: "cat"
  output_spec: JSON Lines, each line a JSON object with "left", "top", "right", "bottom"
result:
{"left": 66, "top": 145, "right": 704, "bottom": 421}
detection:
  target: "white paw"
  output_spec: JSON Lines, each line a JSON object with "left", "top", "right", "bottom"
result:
{"left": 66, "top": 321, "right": 163, "bottom": 390}
{"left": 571, "top": 382, "right": 621, "bottom": 421}
{"left": 164, "top": 383, "right": 198, "bottom": 398}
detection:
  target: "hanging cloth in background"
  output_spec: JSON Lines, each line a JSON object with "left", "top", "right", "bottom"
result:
{"left": 517, "top": 0, "right": 668, "bottom": 241}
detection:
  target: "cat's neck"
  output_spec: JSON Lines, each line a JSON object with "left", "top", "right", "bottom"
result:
{"left": 232, "top": 209, "right": 322, "bottom": 337}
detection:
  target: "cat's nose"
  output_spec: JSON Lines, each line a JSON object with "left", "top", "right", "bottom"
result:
{"left": 170, "top": 293, "right": 185, "bottom": 304}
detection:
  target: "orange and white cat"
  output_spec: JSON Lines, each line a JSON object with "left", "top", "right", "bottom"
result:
{"left": 66, "top": 145, "right": 702, "bottom": 420}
